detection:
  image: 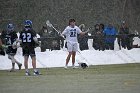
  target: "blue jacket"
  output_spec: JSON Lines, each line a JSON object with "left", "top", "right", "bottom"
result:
{"left": 103, "top": 26, "right": 117, "bottom": 43}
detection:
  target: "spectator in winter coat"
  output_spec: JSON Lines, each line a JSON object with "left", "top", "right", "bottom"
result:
{"left": 99, "top": 23, "right": 105, "bottom": 32}
{"left": 118, "top": 21, "right": 132, "bottom": 50}
{"left": 103, "top": 24, "right": 117, "bottom": 50}
{"left": 39, "top": 26, "right": 50, "bottom": 52}
{"left": 91, "top": 24, "right": 100, "bottom": 50}
{"left": 0, "top": 35, "right": 5, "bottom": 55}
{"left": 91, "top": 24, "right": 105, "bottom": 50}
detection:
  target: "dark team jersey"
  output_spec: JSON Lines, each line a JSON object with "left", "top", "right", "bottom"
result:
{"left": 1, "top": 30, "right": 18, "bottom": 46}
{"left": 19, "top": 28, "right": 36, "bottom": 49}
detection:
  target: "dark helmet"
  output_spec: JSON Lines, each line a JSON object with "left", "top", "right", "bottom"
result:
{"left": 24, "top": 20, "right": 32, "bottom": 27}
{"left": 7, "top": 23, "right": 14, "bottom": 31}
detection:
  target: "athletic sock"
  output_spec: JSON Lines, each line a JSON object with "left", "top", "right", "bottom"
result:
{"left": 72, "top": 64, "right": 75, "bottom": 67}
{"left": 12, "top": 63, "right": 15, "bottom": 69}
{"left": 25, "top": 69, "right": 29, "bottom": 72}
{"left": 15, "top": 61, "right": 21, "bottom": 65}
{"left": 34, "top": 69, "right": 38, "bottom": 72}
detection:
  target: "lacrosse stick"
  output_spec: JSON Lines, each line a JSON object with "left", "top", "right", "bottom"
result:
{"left": 77, "top": 50, "right": 91, "bottom": 66}
{"left": 46, "top": 20, "right": 65, "bottom": 39}
{"left": 46, "top": 20, "right": 60, "bottom": 34}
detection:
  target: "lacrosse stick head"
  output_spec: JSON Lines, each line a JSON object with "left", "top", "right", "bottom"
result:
{"left": 46, "top": 20, "right": 52, "bottom": 27}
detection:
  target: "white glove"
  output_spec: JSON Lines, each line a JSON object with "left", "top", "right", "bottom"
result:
{"left": 16, "top": 39, "right": 22, "bottom": 43}
{"left": 33, "top": 37, "right": 38, "bottom": 43}
{"left": 12, "top": 41, "right": 17, "bottom": 49}
{"left": 33, "top": 37, "right": 41, "bottom": 47}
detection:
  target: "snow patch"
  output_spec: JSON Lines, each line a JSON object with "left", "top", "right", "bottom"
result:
{"left": 0, "top": 35, "right": 140, "bottom": 70}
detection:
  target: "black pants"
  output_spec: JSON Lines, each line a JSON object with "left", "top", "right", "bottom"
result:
{"left": 0, "top": 49, "right": 5, "bottom": 56}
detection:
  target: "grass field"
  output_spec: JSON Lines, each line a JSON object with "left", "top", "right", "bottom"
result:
{"left": 0, "top": 63, "right": 140, "bottom": 93}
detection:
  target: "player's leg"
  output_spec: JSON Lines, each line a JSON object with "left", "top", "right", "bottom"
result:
{"left": 24, "top": 56, "right": 31, "bottom": 76}
{"left": 23, "top": 49, "right": 29, "bottom": 70}
{"left": 29, "top": 48, "right": 36, "bottom": 69}
{"left": 30, "top": 48, "right": 41, "bottom": 75}
{"left": 7, "top": 47, "right": 22, "bottom": 71}
{"left": 31, "top": 56, "right": 41, "bottom": 75}
{"left": 65, "top": 52, "right": 72, "bottom": 68}
{"left": 15, "top": 60, "right": 22, "bottom": 70}
{"left": 22, "top": 48, "right": 30, "bottom": 75}
{"left": 6, "top": 48, "right": 15, "bottom": 72}
{"left": 8, "top": 54, "right": 15, "bottom": 72}
{"left": 24, "top": 56, "right": 29, "bottom": 70}
{"left": 24, "top": 55, "right": 30, "bottom": 75}
{"left": 72, "top": 51, "right": 76, "bottom": 68}
{"left": 12, "top": 56, "right": 22, "bottom": 70}
{"left": 31, "top": 56, "right": 36, "bottom": 69}
{"left": 72, "top": 43, "right": 78, "bottom": 68}
{"left": 31, "top": 56, "right": 38, "bottom": 75}
{"left": 31, "top": 55, "right": 38, "bottom": 73}
{"left": 30, "top": 49, "right": 37, "bottom": 70}
{"left": 8, "top": 54, "right": 22, "bottom": 70}
{"left": 65, "top": 42, "right": 72, "bottom": 68}
{"left": 13, "top": 49, "right": 22, "bottom": 70}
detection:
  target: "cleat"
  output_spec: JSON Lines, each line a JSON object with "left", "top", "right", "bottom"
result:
{"left": 64, "top": 66, "right": 68, "bottom": 69}
{"left": 72, "top": 65, "right": 76, "bottom": 69}
{"left": 18, "top": 64, "right": 22, "bottom": 70}
{"left": 33, "top": 71, "right": 41, "bottom": 75}
{"left": 72, "top": 66, "right": 78, "bottom": 69}
{"left": 25, "top": 71, "right": 31, "bottom": 76}
{"left": 72, "top": 66, "right": 76, "bottom": 69}
{"left": 10, "top": 68, "right": 15, "bottom": 72}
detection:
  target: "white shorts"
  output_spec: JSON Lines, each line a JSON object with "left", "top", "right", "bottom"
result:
{"left": 67, "top": 42, "right": 78, "bottom": 52}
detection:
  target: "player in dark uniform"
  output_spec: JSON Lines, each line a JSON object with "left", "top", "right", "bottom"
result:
{"left": 19, "top": 20, "right": 41, "bottom": 76}
{"left": 0, "top": 35, "right": 5, "bottom": 56}
{"left": 1, "top": 23, "right": 22, "bottom": 72}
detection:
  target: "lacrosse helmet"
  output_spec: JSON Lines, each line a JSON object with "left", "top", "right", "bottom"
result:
{"left": 7, "top": 23, "right": 14, "bottom": 32}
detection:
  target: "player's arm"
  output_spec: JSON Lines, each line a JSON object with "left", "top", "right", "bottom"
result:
{"left": 78, "top": 27, "right": 89, "bottom": 36}
{"left": 33, "top": 36, "right": 39, "bottom": 43}
{"left": 13, "top": 31, "right": 20, "bottom": 43}
{"left": 32, "top": 30, "right": 38, "bottom": 43}
{"left": 12, "top": 32, "right": 21, "bottom": 49}
{"left": 80, "top": 32, "right": 87, "bottom": 35}
{"left": 61, "top": 28, "right": 68, "bottom": 39}
{"left": 32, "top": 30, "right": 41, "bottom": 46}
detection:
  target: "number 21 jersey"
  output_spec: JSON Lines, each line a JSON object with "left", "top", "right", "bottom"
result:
{"left": 62, "top": 26, "right": 82, "bottom": 43}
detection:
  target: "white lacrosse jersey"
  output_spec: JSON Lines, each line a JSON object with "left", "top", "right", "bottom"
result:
{"left": 62, "top": 26, "right": 82, "bottom": 43}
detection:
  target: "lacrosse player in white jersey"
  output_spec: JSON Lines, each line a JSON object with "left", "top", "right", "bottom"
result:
{"left": 62, "top": 19, "right": 88, "bottom": 68}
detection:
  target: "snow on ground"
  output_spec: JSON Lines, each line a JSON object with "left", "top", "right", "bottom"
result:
{"left": 0, "top": 39, "right": 140, "bottom": 70}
